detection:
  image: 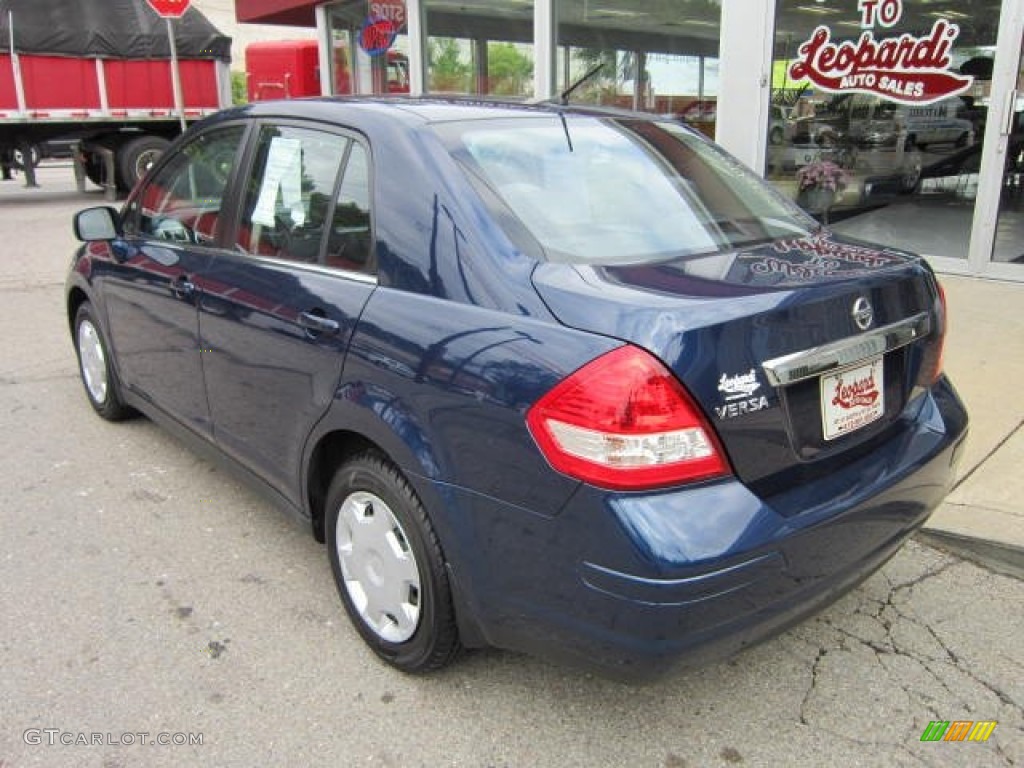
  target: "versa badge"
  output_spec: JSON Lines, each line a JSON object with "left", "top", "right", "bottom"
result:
{"left": 716, "top": 369, "right": 769, "bottom": 420}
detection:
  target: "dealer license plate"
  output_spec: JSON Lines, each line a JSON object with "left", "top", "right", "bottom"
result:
{"left": 820, "top": 357, "right": 885, "bottom": 441}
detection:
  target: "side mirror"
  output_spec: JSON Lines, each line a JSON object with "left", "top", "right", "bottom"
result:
{"left": 74, "top": 206, "right": 121, "bottom": 242}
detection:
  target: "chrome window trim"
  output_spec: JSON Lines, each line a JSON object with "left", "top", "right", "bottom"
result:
{"left": 246, "top": 253, "right": 380, "bottom": 286}
{"left": 761, "top": 312, "right": 931, "bottom": 387}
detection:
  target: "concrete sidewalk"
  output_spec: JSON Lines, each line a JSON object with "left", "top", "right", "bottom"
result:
{"left": 916, "top": 274, "right": 1024, "bottom": 579}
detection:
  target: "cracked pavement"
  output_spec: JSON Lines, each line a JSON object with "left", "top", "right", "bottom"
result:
{"left": 1, "top": 167, "right": 1021, "bottom": 768}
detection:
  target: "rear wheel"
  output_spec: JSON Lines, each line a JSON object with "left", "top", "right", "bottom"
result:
{"left": 117, "top": 135, "right": 169, "bottom": 191}
{"left": 326, "top": 452, "right": 460, "bottom": 672}
{"left": 73, "top": 302, "right": 132, "bottom": 421}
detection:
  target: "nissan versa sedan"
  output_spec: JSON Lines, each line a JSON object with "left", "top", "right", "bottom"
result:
{"left": 66, "top": 98, "right": 968, "bottom": 678}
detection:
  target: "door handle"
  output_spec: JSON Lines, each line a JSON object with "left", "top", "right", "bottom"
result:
{"left": 299, "top": 310, "right": 340, "bottom": 336}
{"left": 172, "top": 275, "right": 195, "bottom": 300}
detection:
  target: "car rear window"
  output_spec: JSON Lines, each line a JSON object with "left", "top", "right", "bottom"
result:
{"left": 438, "top": 115, "right": 817, "bottom": 265}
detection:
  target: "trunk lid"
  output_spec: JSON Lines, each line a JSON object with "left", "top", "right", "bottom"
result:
{"left": 531, "top": 232, "right": 943, "bottom": 501}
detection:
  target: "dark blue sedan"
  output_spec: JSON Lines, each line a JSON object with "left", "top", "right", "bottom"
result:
{"left": 66, "top": 98, "right": 968, "bottom": 677}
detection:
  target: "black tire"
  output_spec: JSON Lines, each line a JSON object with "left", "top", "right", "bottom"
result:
{"left": 73, "top": 303, "right": 132, "bottom": 421}
{"left": 117, "top": 135, "right": 169, "bottom": 192}
{"left": 769, "top": 126, "right": 784, "bottom": 146}
{"left": 325, "top": 452, "right": 460, "bottom": 672}
{"left": 11, "top": 143, "right": 40, "bottom": 170}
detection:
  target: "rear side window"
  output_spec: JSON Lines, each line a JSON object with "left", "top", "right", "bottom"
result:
{"left": 236, "top": 125, "right": 350, "bottom": 264}
{"left": 129, "top": 125, "right": 246, "bottom": 244}
{"left": 325, "top": 143, "right": 372, "bottom": 272}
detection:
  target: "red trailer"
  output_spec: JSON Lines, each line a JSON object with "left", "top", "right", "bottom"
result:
{"left": 245, "top": 40, "right": 321, "bottom": 102}
{"left": 0, "top": 0, "right": 231, "bottom": 191}
{"left": 244, "top": 39, "right": 410, "bottom": 103}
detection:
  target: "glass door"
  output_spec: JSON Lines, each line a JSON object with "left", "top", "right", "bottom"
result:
{"left": 982, "top": 2, "right": 1024, "bottom": 276}
{"left": 763, "top": 0, "right": 1024, "bottom": 281}
{"left": 324, "top": 1, "right": 411, "bottom": 96}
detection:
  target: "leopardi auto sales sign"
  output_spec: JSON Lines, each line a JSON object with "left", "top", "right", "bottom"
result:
{"left": 789, "top": 0, "right": 973, "bottom": 105}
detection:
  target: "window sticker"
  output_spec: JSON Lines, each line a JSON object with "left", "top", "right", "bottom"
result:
{"left": 252, "top": 137, "right": 302, "bottom": 228}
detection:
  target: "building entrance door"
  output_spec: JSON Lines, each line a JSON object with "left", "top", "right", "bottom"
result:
{"left": 976, "top": 0, "right": 1024, "bottom": 277}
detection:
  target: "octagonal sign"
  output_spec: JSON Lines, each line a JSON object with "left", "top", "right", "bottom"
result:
{"left": 146, "top": 0, "right": 190, "bottom": 19}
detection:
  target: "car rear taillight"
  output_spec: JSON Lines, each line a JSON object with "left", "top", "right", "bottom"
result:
{"left": 526, "top": 345, "right": 730, "bottom": 490}
{"left": 932, "top": 280, "right": 947, "bottom": 383}
{"left": 921, "top": 280, "right": 948, "bottom": 385}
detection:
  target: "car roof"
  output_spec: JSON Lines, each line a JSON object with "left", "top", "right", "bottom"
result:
{"left": 217, "top": 96, "right": 660, "bottom": 128}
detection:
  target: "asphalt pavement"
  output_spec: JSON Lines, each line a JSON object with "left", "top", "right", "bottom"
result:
{"left": 0, "top": 165, "right": 1021, "bottom": 768}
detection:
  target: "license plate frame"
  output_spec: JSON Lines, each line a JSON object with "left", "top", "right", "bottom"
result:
{"left": 820, "top": 357, "right": 885, "bottom": 441}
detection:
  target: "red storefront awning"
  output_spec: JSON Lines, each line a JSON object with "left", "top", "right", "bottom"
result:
{"left": 235, "top": 0, "right": 317, "bottom": 27}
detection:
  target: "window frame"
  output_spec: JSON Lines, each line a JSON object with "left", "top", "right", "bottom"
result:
{"left": 223, "top": 118, "right": 378, "bottom": 278}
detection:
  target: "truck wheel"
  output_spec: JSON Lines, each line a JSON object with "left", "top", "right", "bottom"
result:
{"left": 11, "top": 143, "right": 40, "bottom": 170}
{"left": 117, "top": 136, "right": 169, "bottom": 191}
{"left": 325, "top": 452, "right": 461, "bottom": 672}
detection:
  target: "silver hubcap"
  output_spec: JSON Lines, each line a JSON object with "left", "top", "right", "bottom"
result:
{"left": 77, "top": 319, "right": 108, "bottom": 404}
{"left": 135, "top": 150, "right": 161, "bottom": 180}
{"left": 336, "top": 491, "right": 421, "bottom": 643}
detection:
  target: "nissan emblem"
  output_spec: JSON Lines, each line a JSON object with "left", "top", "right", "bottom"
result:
{"left": 852, "top": 297, "right": 874, "bottom": 331}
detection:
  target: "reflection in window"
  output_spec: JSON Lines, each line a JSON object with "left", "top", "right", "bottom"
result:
{"left": 327, "top": 143, "right": 373, "bottom": 272}
{"left": 135, "top": 126, "right": 245, "bottom": 245}
{"left": 769, "top": 0, "right": 990, "bottom": 256}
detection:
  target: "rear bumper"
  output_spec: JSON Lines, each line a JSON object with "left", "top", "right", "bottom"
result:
{"left": 417, "top": 377, "right": 968, "bottom": 678}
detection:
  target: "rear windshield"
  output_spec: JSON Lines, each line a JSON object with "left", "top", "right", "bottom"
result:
{"left": 437, "top": 115, "right": 816, "bottom": 265}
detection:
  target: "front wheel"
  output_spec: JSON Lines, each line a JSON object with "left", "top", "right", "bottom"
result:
{"left": 73, "top": 302, "right": 132, "bottom": 421}
{"left": 326, "top": 452, "right": 460, "bottom": 672}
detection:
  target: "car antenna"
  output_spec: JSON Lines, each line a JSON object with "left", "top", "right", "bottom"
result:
{"left": 558, "top": 62, "right": 604, "bottom": 106}
{"left": 558, "top": 110, "right": 574, "bottom": 152}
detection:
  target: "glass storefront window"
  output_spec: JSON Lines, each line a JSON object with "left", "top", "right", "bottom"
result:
{"left": 769, "top": 1, "right": 1000, "bottom": 259}
{"left": 423, "top": 1, "right": 535, "bottom": 99}
{"left": 428, "top": 37, "right": 475, "bottom": 94}
{"left": 554, "top": 1, "right": 721, "bottom": 137}
{"left": 326, "top": 1, "right": 411, "bottom": 96}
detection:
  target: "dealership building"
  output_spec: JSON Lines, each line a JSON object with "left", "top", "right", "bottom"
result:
{"left": 234, "top": 0, "right": 1024, "bottom": 281}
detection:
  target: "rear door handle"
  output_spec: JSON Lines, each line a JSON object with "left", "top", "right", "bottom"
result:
{"left": 298, "top": 311, "right": 340, "bottom": 336}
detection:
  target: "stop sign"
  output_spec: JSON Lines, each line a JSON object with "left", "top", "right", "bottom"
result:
{"left": 146, "top": 0, "right": 190, "bottom": 19}
{"left": 370, "top": 0, "right": 406, "bottom": 30}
